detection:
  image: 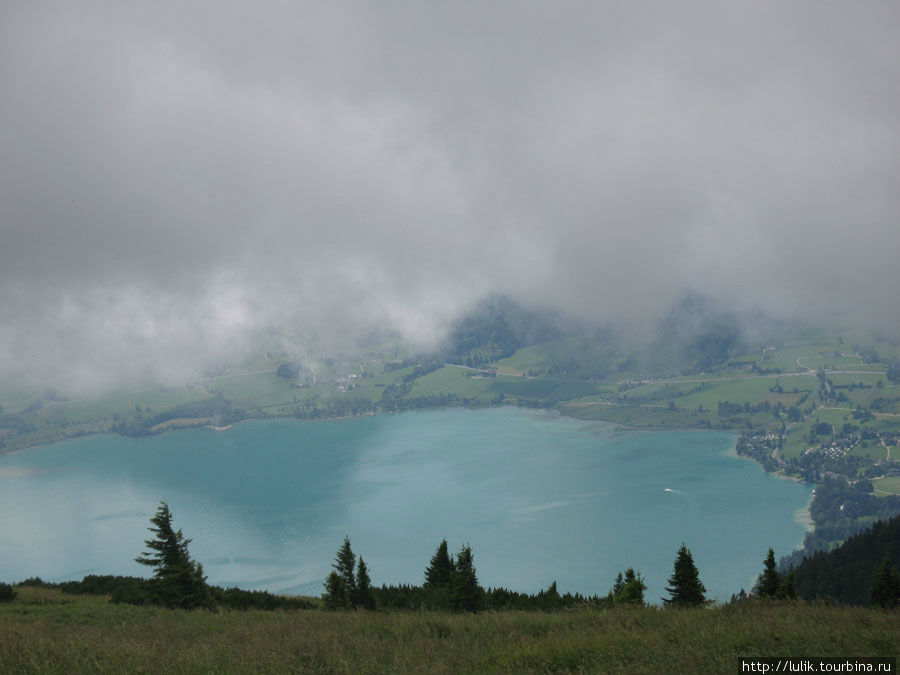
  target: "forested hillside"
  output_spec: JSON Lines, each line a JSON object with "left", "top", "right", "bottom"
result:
{"left": 790, "top": 514, "right": 900, "bottom": 606}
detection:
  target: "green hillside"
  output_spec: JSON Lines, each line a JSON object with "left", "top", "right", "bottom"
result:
{"left": 791, "top": 514, "right": 900, "bottom": 606}
{"left": 1, "top": 587, "right": 896, "bottom": 672}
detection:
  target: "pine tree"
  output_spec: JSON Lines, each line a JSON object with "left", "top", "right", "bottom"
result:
{"left": 869, "top": 557, "right": 900, "bottom": 610}
{"left": 353, "top": 557, "right": 376, "bottom": 610}
{"left": 323, "top": 536, "right": 359, "bottom": 610}
{"left": 663, "top": 543, "right": 707, "bottom": 607}
{"left": 756, "top": 548, "right": 781, "bottom": 598}
{"left": 451, "top": 544, "right": 481, "bottom": 613}
{"left": 335, "top": 536, "right": 356, "bottom": 597}
{"left": 615, "top": 568, "right": 647, "bottom": 606}
{"left": 135, "top": 501, "right": 210, "bottom": 609}
{"left": 424, "top": 539, "right": 454, "bottom": 589}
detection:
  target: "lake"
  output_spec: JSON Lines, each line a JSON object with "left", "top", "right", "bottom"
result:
{"left": 0, "top": 406, "right": 812, "bottom": 602}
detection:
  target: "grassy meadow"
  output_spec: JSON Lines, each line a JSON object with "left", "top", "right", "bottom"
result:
{"left": 874, "top": 476, "right": 900, "bottom": 496}
{"left": 1, "top": 586, "right": 897, "bottom": 673}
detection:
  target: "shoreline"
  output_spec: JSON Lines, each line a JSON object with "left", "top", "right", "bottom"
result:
{"left": 726, "top": 441, "right": 815, "bottom": 534}
{"left": 0, "top": 409, "right": 398, "bottom": 458}
{"left": 0, "top": 401, "right": 817, "bottom": 501}
{"left": 1, "top": 403, "right": 823, "bottom": 582}
{"left": 0, "top": 402, "right": 777, "bottom": 453}
{"left": 794, "top": 499, "right": 815, "bottom": 532}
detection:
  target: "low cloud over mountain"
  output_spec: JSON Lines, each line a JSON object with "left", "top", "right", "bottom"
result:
{"left": 2, "top": 2, "right": 898, "bottom": 391}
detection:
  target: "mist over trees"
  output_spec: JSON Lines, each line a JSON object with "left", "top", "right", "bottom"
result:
{"left": 275, "top": 362, "right": 315, "bottom": 384}
{"left": 443, "top": 295, "right": 568, "bottom": 368}
{"left": 645, "top": 294, "right": 743, "bottom": 375}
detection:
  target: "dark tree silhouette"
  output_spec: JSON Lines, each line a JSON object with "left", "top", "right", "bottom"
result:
{"left": 334, "top": 536, "right": 357, "bottom": 596}
{"left": 135, "top": 501, "right": 211, "bottom": 609}
{"left": 756, "top": 548, "right": 781, "bottom": 598}
{"left": 663, "top": 544, "right": 707, "bottom": 607}
{"left": 778, "top": 569, "right": 797, "bottom": 600}
{"left": 353, "top": 557, "right": 376, "bottom": 610}
{"left": 323, "top": 571, "right": 347, "bottom": 610}
{"left": 0, "top": 582, "right": 16, "bottom": 603}
{"left": 323, "top": 536, "right": 357, "bottom": 609}
{"left": 451, "top": 544, "right": 481, "bottom": 612}
{"left": 424, "top": 539, "right": 454, "bottom": 589}
{"left": 870, "top": 557, "right": 900, "bottom": 610}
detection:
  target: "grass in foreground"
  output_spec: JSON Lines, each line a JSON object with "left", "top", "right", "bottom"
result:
{"left": 1, "top": 587, "right": 897, "bottom": 673}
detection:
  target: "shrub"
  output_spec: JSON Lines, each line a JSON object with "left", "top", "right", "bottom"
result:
{"left": 0, "top": 582, "right": 17, "bottom": 602}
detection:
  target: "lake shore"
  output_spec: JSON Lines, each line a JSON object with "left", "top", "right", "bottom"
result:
{"left": 0, "top": 407, "right": 813, "bottom": 600}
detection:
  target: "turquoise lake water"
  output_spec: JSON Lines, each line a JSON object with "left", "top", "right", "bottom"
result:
{"left": 0, "top": 407, "right": 812, "bottom": 602}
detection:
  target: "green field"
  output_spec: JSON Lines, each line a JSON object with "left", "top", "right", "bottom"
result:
{"left": 409, "top": 366, "right": 497, "bottom": 399}
{"left": 27, "top": 386, "right": 212, "bottom": 427}
{"left": 873, "top": 476, "right": 900, "bottom": 496}
{"left": 674, "top": 377, "right": 810, "bottom": 409}
{"left": 781, "top": 432, "right": 810, "bottom": 460}
{"left": 487, "top": 377, "right": 597, "bottom": 401}
{"left": 495, "top": 335, "right": 621, "bottom": 377}
{"left": 0, "top": 587, "right": 896, "bottom": 673}
{"left": 826, "top": 373, "right": 887, "bottom": 387}
{"left": 559, "top": 402, "right": 715, "bottom": 429}
{"left": 848, "top": 443, "right": 888, "bottom": 460}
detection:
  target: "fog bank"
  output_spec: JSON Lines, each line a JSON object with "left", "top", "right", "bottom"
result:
{"left": 2, "top": 2, "right": 898, "bottom": 391}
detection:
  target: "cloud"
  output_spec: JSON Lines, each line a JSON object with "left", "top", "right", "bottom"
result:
{"left": 1, "top": 1, "right": 898, "bottom": 391}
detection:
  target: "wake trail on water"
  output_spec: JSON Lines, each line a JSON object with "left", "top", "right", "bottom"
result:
{"left": 663, "top": 487, "right": 702, "bottom": 527}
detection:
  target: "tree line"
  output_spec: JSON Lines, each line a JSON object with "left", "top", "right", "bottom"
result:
{"left": 324, "top": 538, "right": 711, "bottom": 612}
{"left": 4, "top": 503, "right": 896, "bottom": 612}
{"left": 111, "top": 394, "right": 248, "bottom": 438}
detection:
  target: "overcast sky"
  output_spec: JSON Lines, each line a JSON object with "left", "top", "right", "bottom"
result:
{"left": 1, "top": 1, "right": 898, "bottom": 391}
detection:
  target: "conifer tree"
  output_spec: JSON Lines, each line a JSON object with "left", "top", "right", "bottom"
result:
{"left": 424, "top": 539, "right": 455, "bottom": 589}
{"left": 543, "top": 581, "right": 561, "bottom": 606}
{"left": 614, "top": 568, "right": 647, "bottom": 606}
{"left": 611, "top": 571, "right": 624, "bottom": 599}
{"left": 756, "top": 548, "right": 781, "bottom": 598}
{"left": 353, "top": 557, "right": 376, "bottom": 610}
{"left": 135, "top": 501, "right": 210, "bottom": 609}
{"left": 335, "top": 536, "right": 356, "bottom": 597}
{"left": 663, "top": 543, "right": 707, "bottom": 607}
{"left": 869, "top": 557, "right": 900, "bottom": 610}
{"left": 323, "top": 571, "right": 347, "bottom": 610}
{"left": 451, "top": 544, "right": 481, "bottom": 612}
{"left": 778, "top": 569, "right": 797, "bottom": 601}
{"left": 323, "top": 537, "right": 358, "bottom": 609}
